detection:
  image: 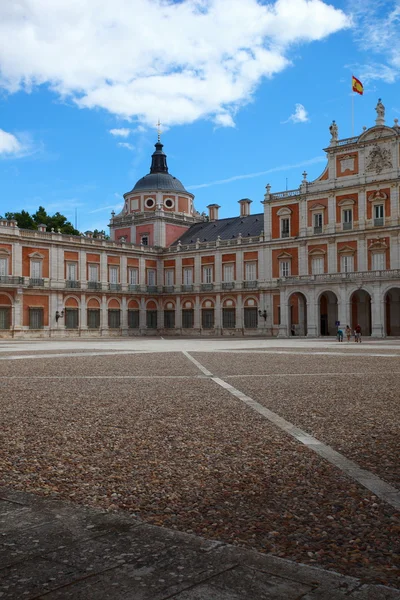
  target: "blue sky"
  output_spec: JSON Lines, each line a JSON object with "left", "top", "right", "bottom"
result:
{"left": 0, "top": 0, "right": 399, "bottom": 233}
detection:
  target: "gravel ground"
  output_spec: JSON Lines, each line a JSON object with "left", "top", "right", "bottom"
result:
{"left": 0, "top": 357, "right": 399, "bottom": 588}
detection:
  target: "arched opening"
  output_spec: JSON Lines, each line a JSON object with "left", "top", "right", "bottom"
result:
{"left": 350, "top": 289, "right": 371, "bottom": 336}
{"left": 385, "top": 287, "right": 400, "bottom": 336}
{"left": 87, "top": 297, "right": 100, "bottom": 329}
{"left": 288, "top": 292, "right": 307, "bottom": 336}
{"left": 319, "top": 291, "right": 338, "bottom": 336}
{"left": 0, "top": 293, "right": 12, "bottom": 330}
{"left": 65, "top": 297, "right": 79, "bottom": 329}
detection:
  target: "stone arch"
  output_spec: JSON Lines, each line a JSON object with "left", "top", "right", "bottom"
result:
{"left": 146, "top": 299, "right": 158, "bottom": 310}
{"left": 350, "top": 289, "right": 372, "bottom": 336}
{"left": 288, "top": 291, "right": 307, "bottom": 336}
{"left": 164, "top": 300, "right": 175, "bottom": 309}
{"left": 384, "top": 287, "right": 400, "bottom": 336}
{"left": 128, "top": 299, "right": 139, "bottom": 310}
{"left": 201, "top": 298, "right": 215, "bottom": 308}
{"left": 0, "top": 292, "right": 13, "bottom": 330}
{"left": 243, "top": 296, "right": 258, "bottom": 307}
{"left": 87, "top": 297, "right": 100, "bottom": 308}
{"left": 222, "top": 297, "right": 236, "bottom": 307}
{"left": 108, "top": 298, "right": 121, "bottom": 309}
{"left": 0, "top": 292, "right": 13, "bottom": 305}
{"left": 64, "top": 296, "right": 79, "bottom": 308}
{"left": 318, "top": 290, "right": 338, "bottom": 336}
{"left": 182, "top": 299, "right": 194, "bottom": 309}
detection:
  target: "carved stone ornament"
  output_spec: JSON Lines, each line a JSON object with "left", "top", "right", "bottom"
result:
{"left": 365, "top": 144, "right": 392, "bottom": 174}
{"left": 340, "top": 155, "right": 355, "bottom": 173}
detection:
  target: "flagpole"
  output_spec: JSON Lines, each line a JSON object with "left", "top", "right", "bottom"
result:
{"left": 351, "top": 90, "right": 354, "bottom": 137}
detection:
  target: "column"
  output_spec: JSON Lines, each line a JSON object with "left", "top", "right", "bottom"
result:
{"left": 337, "top": 285, "right": 350, "bottom": 330}
{"left": 298, "top": 242, "right": 307, "bottom": 276}
{"left": 13, "top": 289, "right": 23, "bottom": 330}
{"left": 389, "top": 232, "right": 399, "bottom": 269}
{"left": 263, "top": 246, "right": 271, "bottom": 282}
{"left": 262, "top": 200, "right": 272, "bottom": 241}
{"left": 139, "top": 256, "right": 146, "bottom": 290}
{"left": 215, "top": 293, "right": 221, "bottom": 332}
{"left": 328, "top": 238, "right": 336, "bottom": 273}
{"left": 120, "top": 255, "right": 127, "bottom": 285}
{"left": 390, "top": 184, "right": 399, "bottom": 224}
{"left": 371, "top": 283, "right": 384, "bottom": 337}
{"left": 357, "top": 238, "right": 366, "bottom": 272}
{"left": 121, "top": 296, "right": 128, "bottom": 334}
{"left": 80, "top": 249, "right": 87, "bottom": 288}
{"left": 327, "top": 194, "right": 336, "bottom": 234}
{"left": 175, "top": 256, "right": 182, "bottom": 287}
{"left": 80, "top": 295, "right": 87, "bottom": 331}
{"left": 100, "top": 254, "right": 108, "bottom": 285}
{"left": 299, "top": 198, "right": 307, "bottom": 237}
{"left": 13, "top": 242, "right": 22, "bottom": 276}
{"left": 101, "top": 294, "right": 108, "bottom": 333}
{"left": 236, "top": 250, "right": 243, "bottom": 287}
{"left": 236, "top": 293, "right": 243, "bottom": 330}
{"left": 306, "top": 289, "right": 318, "bottom": 337}
{"left": 194, "top": 295, "right": 201, "bottom": 330}
{"left": 139, "top": 297, "right": 146, "bottom": 330}
{"left": 175, "top": 296, "right": 182, "bottom": 330}
{"left": 277, "top": 289, "right": 289, "bottom": 337}
{"left": 194, "top": 254, "right": 201, "bottom": 289}
{"left": 215, "top": 252, "right": 222, "bottom": 289}
{"left": 358, "top": 189, "right": 366, "bottom": 229}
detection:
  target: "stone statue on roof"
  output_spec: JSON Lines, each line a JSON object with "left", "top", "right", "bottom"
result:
{"left": 376, "top": 98, "right": 385, "bottom": 119}
{"left": 329, "top": 120, "right": 338, "bottom": 142}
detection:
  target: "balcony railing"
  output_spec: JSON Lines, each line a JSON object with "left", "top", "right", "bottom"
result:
{"left": 87, "top": 281, "right": 102, "bottom": 290}
{"left": 146, "top": 285, "right": 158, "bottom": 293}
{"left": 278, "top": 269, "right": 400, "bottom": 285}
{"left": 243, "top": 280, "right": 258, "bottom": 289}
{"left": 128, "top": 284, "right": 140, "bottom": 292}
{"left": 181, "top": 284, "right": 193, "bottom": 292}
{"left": 374, "top": 217, "right": 384, "bottom": 227}
{"left": 0, "top": 275, "right": 24, "bottom": 285}
{"left": 163, "top": 286, "right": 175, "bottom": 293}
{"left": 28, "top": 278, "right": 44, "bottom": 287}
{"left": 201, "top": 283, "right": 214, "bottom": 291}
{"left": 65, "top": 280, "right": 81, "bottom": 289}
{"left": 342, "top": 222, "right": 352, "bottom": 231}
{"left": 281, "top": 231, "right": 290, "bottom": 238}
{"left": 109, "top": 283, "right": 122, "bottom": 291}
{"left": 222, "top": 282, "right": 235, "bottom": 290}
{"left": 313, "top": 226, "right": 322, "bottom": 234}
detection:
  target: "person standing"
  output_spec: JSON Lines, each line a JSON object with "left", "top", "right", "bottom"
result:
{"left": 345, "top": 325, "right": 352, "bottom": 342}
{"left": 355, "top": 323, "right": 362, "bottom": 343}
{"left": 337, "top": 328, "right": 343, "bottom": 342}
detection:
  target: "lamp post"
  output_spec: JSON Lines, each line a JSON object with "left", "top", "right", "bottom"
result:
{"left": 55, "top": 310, "right": 64, "bottom": 323}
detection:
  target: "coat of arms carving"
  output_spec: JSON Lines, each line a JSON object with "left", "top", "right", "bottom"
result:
{"left": 365, "top": 144, "right": 392, "bottom": 174}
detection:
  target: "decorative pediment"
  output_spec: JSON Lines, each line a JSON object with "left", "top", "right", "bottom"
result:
{"left": 365, "top": 144, "right": 392, "bottom": 174}
{"left": 310, "top": 203, "right": 326, "bottom": 211}
{"left": 276, "top": 207, "right": 292, "bottom": 216}
{"left": 28, "top": 251, "right": 45, "bottom": 259}
{"left": 0, "top": 248, "right": 11, "bottom": 256}
{"left": 338, "top": 198, "right": 355, "bottom": 207}
{"left": 358, "top": 126, "right": 396, "bottom": 143}
{"left": 308, "top": 248, "right": 326, "bottom": 256}
{"left": 368, "top": 239, "right": 388, "bottom": 252}
{"left": 338, "top": 245, "right": 356, "bottom": 255}
{"left": 277, "top": 251, "right": 293, "bottom": 260}
{"left": 368, "top": 190, "right": 388, "bottom": 202}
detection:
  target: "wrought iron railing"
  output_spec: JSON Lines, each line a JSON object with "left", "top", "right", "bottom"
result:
{"left": 0, "top": 275, "right": 24, "bottom": 285}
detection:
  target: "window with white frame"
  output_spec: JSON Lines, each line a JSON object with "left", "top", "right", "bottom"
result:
{"left": 66, "top": 262, "right": 78, "bottom": 281}
{"left": 280, "top": 261, "right": 290, "bottom": 277}
{"left": 342, "top": 208, "right": 353, "bottom": 230}
{"left": 313, "top": 213, "right": 323, "bottom": 233}
{"left": 109, "top": 265, "right": 119, "bottom": 284}
{"left": 30, "top": 259, "right": 42, "bottom": 279}
{"left": 0, "top": 256, "right": 8, "bottom": 277}
{"left": 372, "top": 252, "right": 385, "bottom": 271}
{"left": 183, "top": 267, "right": 193, "bottom": 285}
{"left": 141, "top": 235, "right": 149, "bottom": 246}
{"left": 165, "top": 269, "right": 174, "bottom": 286}
{"left": 245, "top": 261, "right": 256, "bottom": 281}
{"left": 281, "top": 218, "right": 290, "bottom": 238}
{"left": 147, "top": 269, "right": 156, "bottom": 286}
{"left": 223, "top": 264, "right": 234, "bottom": 282}
{"left": 202, "top": 265, "right": 213, "bottom": 283}
{"left": 374, "top": 204, "right": 384, "bottom": 226}
{"left": 340, "top": 255, "right": 354, "bottom": 273}
{"left": 311, "top": 256, "right": 324, "bottom": 275}
{"left": 88, "top": 264, "right": 99, "bottom": 282}
{"left": 128, "top": 267, "right": 139, "bottom": 285}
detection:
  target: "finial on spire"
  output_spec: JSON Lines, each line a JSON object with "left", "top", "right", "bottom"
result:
{"left": 156, "top": 118, "right": 162, "bottom": 142}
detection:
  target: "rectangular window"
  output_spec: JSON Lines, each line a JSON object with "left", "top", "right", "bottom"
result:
{"left": 109, "top": 265, "right": 119, "bottom": 284}
{"left": 313, "top": 213, "right": 323, "bottom": 233}
{"left": 341, "top": 255, "right": 354, "bottom": 273}
{"left": 89, "top": 264, "right": 99, "bottom": 282}
{"left": 65, "top": 308, "right": 79, "bottom": 329}
{"left": 280, "top": 261, "right": 290, "bottom": 277}
{"left": 147, "top": 269, "right": 156, "bottom": 286}
{"left": 372, "top": 252, "right": 385, "bottom": 271}
{"left": 202, "top": 265, "right": 213, "bottom": 283}
{"left": 311, "top": 257, "right": 324, "bottom": 275}
{"left": 128, "top": 267, "right": 139, "bottom": 285}
{"left": 128, "top": 310, "right": 139, "bottom": 328}
{"left": 183, "top": 267, "right": 193, "bottom": 285}
{"left": 29, "top": 307, "right": 43, "bottom": 329}
{"left": 0, "top": 257, "right": 8, "bottom": 277}
{"left": 108, "top": 309, "right": 121, "bottom": 328}
{"left": 244, "top": 307, "right": 258, "bottom": 329}
{"left": 0, "top": 307, "right": 11, "bottom": 330}
{"left": 342, "top": 209, "right": 352, "bottom": 230}
{"left": 245, "top": 261, "right": 256, "bottom": 281}
{"left": 66, "top": 262, "right": 77, "bottom": 281}
{"left": 31, "top": 260, "right": 42, "bottom": 279}
{"left": 182, "top": 309, "right": 194, "bottom": 328}
{"left": 222, "top": 308, "right": 235, "bottom": 329}
{"left": 281, "top": 218, "right": 290, "bottom": 238}
{"left": 202, "top": 309, "right": 214, "bottom": 329}
{"left": 165, "top": 269, "right": 174, "bottom": 286}
{"left": 146, "top": 310, "right": 157, "bottom": 329}
{"left": 223, "top": 264, "right": 234, "bottom": 282}
{"left": 141, "top": 235, "right": 149, "bottom": 246}
{"left": 87, "top": 309, "right": 100, "bottom": 329}
{"left": 164, "top": 310, "right": 175, "bottom": 329}
{"left": 374, "top": 204, "right": 384, "bottom": 226}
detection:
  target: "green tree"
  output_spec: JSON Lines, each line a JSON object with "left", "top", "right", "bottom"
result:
{"left": 93, "top": 229, "right": 110, "bottom": 239}
{"left": 1, "top": 206, "right": 80, "bottom": 235}
{"left": 3, "top": 210, "right": 35, "bottom": 229}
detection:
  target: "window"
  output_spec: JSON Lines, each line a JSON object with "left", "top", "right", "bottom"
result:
{"left": 223, "top": 264, "right": 234, "bottom": 282}
{"left": 128, "top": 268, "right": 139, "bottom": 285}
{"left": 280, "top": 261, "right": 290, "bottom": 277}
{"left": 0, "top": 307, "right": 11, "bottom": 330}
{"left": 29, "top": 308, "right": 43, "bottom": 329}
{"left": 89, "top": 264, "right": 99, "bottom": 282}
{"left": 311, "top": 257, "right": 324, "bottom": 275}
{"left": 109, "top": 266, "right": 119, "bottom": 284}
{"left": 222, "top": 308, "right": 235, "bottom": 329}
{"left": 66, "top": 262, "right": 77, "bottom": 281}
{"left": 342, "top": 209, "right": 352, "bottom": 230}
{"left": 245, "top": 261, "right": 256, "bottom": 281}
{"left": 202, "top": 309, "right": 214, "bottom": 329}
{"left": 108, "top": 309, "right": 121, "bottom": 328}
{"left": 0, "top": 257, "right": 7, "bottom": 277}
{"left": 87, "top": 309, "right": 100, "bottom": 329}
{"left": 281, "top": 218, "right": 290, "bottom": 238}
{"left": 182, "top": 309, "right": 194, "bottom": 328}
{"left": 145, "top": 198, "right": 155, "bottom": 209}
{"left": 164, "top": 198, "right": 174, "bottom": 209}
{"left": 164, "top": 310, "right": 175, "bottom": 328}
{"left": 183, "top": 267, "right": 193, "bottom": 285}
{"left": 128, "top": 310, "right": 139, "bottom": 328}
{"left": 341, "top": 255, "right": 354, "bottom": 273}
{"left": 165, "top": 269, "right": 174, "bottom": 286}
{"left": 146, "top": 310, "right": 157, "bottom": 328}
{"left": 141, "top": 235, "right": 149, "bottom": 246}
{"left": 202, "top": 265, "right": 213, "bottom": 283}
{"left": 147, "top": 269, "right": 156, "bottom": 286}
{"left": 372, "top": 252, "right": 385, "bottom": 271}
{"left": 374, "top": 204, "right": 384, "bottom": 227}
{"left": 65, "top": 308, "right": 79, "bottom": 329}
{"left": 30, "top": 259, "right": 42, "bottom": 279}
{"left": 313, "top": 213, "right": 323, "bottom": 234}
{"left": 244, "top": 307, "right": 258, "bottom": 329}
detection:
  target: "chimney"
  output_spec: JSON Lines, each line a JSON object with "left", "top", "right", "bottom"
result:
{"left": 37, "top": 223, "right": 47, "bottom": 232}
{"left": 85, "top": 230, "right": 93, "bottom": 238}
{"left": 207, "top": 204, "right": 220, "bottom": 221}
{"left": 238, "top": 198, "right": 252, "bottom": 217}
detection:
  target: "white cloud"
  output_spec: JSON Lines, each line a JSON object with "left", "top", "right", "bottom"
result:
{"left": 117, "top": 142, "right": 134, "bottom": 150}
{"left": 0, "top": 129, "right": 24, "bottom": 156}
{"left": 109, "top": 128, "right": 131, "bottom": 137}
{"left": 283, "top": 103, "right": 309, "bottom": 124}
{"left": 0, "top": 0, "right": 349, "bottom": 127}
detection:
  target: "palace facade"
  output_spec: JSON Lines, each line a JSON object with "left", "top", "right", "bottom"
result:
{"left": 1, "top": 101, "right": 399, "bottom": 338}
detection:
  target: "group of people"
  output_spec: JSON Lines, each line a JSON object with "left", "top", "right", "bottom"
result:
{"left": 337, "top": 324, "right": 362, "bottom": 342}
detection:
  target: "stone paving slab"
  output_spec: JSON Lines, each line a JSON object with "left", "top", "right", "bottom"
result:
{"left": 0, "top": 489, "right": 398, "bottom": 600}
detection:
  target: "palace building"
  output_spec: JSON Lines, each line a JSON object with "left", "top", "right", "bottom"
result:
{"left": 0, "top": 100, "right": 399, "bottom": 338}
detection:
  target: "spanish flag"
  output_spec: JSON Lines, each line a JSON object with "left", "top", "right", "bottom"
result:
{"left": 352, "top": 75, "right": 364, "bottom": 95}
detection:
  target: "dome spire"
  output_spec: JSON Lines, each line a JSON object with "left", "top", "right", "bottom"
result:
{"left": 150, "top": 119, "right": 168, "bottom": 174}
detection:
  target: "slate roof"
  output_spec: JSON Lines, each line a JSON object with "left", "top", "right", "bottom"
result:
{"left": 130, "top": 172, "right": 188, "bottom": 193}
{"left": 171, "top": 213, "right": 264, "bottom": 245}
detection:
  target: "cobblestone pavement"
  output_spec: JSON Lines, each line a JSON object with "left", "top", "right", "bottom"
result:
{"left": 0, "top": 338, "right": 399, "bottom": 598}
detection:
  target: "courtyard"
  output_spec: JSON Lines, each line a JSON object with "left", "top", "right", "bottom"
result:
{"left": 0, "top": 337, "right": 399, "bottom": 594}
